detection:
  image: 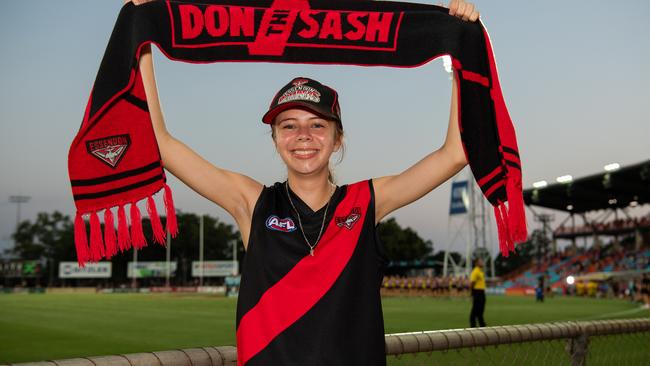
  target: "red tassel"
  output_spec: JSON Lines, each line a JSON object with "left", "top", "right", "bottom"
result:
{"left": 130, "top": 201, "right": 147, "bottom": 249}
{"left": 74, "top": 213, "right": 90, "bottom": 267}
{"left": 89, "top": 211, "right": 105, "bottom": 262}
{"left": 104, "top": 208, "right": 117, "bottom": 259}
{"left": 147, "top": 196, "right": 166, "bottom": 245}
{"left": 506, "top": 176, "right": 528, "bottom": 244}
{"left": 499, "top": 202, "right": 515, "bottom": 253}
{"left": 117, "top": 205, "right": 131, "bottom": 252}
{"left": 163, "top": 184, "right": 178, "bottom": 238}
{"left": 494, "top": 206, "right": 509, "bottom": 257}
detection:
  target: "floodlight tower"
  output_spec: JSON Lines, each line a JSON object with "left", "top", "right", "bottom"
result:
{"left": 534, "top": 213, "right": 555, "bottom": 255}
{"left": 467, "top": 175, "right": 495, "bottom": 278}
{"left": 443, "top": 169, "right": 495, "bottom": 278}
{"left": 9, "top": 195, "right": 30, "bottom": 244}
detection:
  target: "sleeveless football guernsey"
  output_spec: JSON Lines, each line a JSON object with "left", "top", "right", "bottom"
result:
{"left": 236, "top": 180, "right": 388, "bottom": 366}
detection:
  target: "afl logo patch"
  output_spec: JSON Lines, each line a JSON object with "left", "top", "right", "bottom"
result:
{"left": 266, "top": 215, "right": 296, "bottom": 233}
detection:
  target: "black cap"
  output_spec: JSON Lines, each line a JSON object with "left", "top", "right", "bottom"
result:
{"left": 262, "top": 77, "right": 341, "bottom": 124}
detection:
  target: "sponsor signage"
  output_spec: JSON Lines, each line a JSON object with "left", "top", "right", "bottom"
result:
{"left": 0, "top": 261, "right": 43, "bottom": 278}
{"left": 449, "top": 181, "right": 469, "bottom": 215}
{"left": 59, "top": 262, "right": 112, "bottom": 279}
{"left": 127, "top": 261, "right": 177, "bottom": 278}
{"left": 192, "top": 261, "right": 239, "bottom": 277}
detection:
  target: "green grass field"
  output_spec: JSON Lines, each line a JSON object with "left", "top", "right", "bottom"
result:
{"left": 1, "top": 293, "right": 648, "bottom": 364}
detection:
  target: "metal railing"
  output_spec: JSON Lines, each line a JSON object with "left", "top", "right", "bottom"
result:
{"left": 4, "top": 318, "right": 649, "bottom": 366}
{"left": 385, "top": 318, "right": 650, "bottom": 365}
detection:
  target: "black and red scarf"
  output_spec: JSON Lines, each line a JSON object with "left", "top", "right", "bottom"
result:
{"left": 68, "top": 0, "right": 527, "bottom": 267}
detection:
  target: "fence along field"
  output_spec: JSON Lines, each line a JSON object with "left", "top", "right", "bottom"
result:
{"left": 1, "top": 293, "right": 648, "bottom": 364}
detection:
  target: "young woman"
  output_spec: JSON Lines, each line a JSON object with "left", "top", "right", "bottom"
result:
{"left": 131, "top": 1, "right": 479, "bottom": 364}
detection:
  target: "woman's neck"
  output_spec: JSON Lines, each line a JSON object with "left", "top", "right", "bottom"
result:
{"left": 287, "top": 171, "right": 334, "bottom": 212}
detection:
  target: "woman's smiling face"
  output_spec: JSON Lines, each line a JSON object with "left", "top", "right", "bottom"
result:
{"left": 272, "top": 108, "right": 342, "bottom": 178}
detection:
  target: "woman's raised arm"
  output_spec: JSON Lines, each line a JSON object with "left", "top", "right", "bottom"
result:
{"left": 372, "top": 0, "right": 477, "bottom": 223}
{"left": 138, "top": 45, "right": 263, "bottom": 247}
{"left": 373, "top": 72, "right": 468, "bottom": 223}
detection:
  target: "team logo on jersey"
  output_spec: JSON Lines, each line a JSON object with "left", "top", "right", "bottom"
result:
{"left": 278, "top": 79, "right": 321, "bottom": 105}
{"left": 335, "top": 207, "right": 361, "bottom": 230}
{"left": 86, "top": 134, "right": 131, "bottom": 169}
{"left": 266, "top": 215, "right": 297, "bottom": 232}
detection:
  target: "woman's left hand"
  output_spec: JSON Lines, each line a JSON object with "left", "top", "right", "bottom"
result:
{"left": 447, "top": 0, "right": 480, "bottom": 22}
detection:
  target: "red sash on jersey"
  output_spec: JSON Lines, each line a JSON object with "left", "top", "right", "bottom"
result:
{"left": 236, "top": 181, "right": 370, "bottom": 365}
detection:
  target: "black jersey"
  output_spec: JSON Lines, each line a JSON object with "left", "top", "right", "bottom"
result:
{"left": 236, "top": 180, "right": 387, "bottom": 366}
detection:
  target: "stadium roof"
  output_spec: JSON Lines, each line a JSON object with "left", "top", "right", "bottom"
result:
{"left": 523, "top": 159, "right": 650, "bottom": 213}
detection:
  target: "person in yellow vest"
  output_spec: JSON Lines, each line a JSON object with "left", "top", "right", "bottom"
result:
{"left": 470, "top": 258, "right": 487, "bottom": 327}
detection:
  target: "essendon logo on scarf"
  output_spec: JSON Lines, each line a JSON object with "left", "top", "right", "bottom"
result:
{"left": 167, "top": 2, "right": 403, "bottom": 55}
{"left": 86, "top": 134, "right": 131, "bottom": 169}
{"left": 335, "top": 207, "right": 361, "bottom": 230}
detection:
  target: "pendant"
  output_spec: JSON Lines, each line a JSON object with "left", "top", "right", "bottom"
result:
{"left": 310, "top": 248, "right": 314, "bottom": 256}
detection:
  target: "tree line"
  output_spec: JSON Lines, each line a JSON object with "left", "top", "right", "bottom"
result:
{"left": 4, "top": 211, "right": 435, "bottom": 285}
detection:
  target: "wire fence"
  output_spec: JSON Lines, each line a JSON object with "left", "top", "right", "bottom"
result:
{"left": 3, "top": 318, "right": 649, "bottom": 366}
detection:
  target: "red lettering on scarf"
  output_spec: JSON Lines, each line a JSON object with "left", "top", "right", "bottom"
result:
{"left": 170, "top": 2, "right": 402, "bottom": 53}
{"left": 366, "top": 12, "right": 393, "bottom": 42}
{"left": 345, "top": 12, "right": 366, "bottom": 41}
{"left": 229, "top": 6, "right": 255, "bottom": 37}
{"left": 319, "top": 12, "right": 342, "bottom": 40}
{"left": 297, "top": 11, "right": 319, "bottom": 38}
{"left": 205, "top": 6, "right": 229, "bottom": 37}
{"left": 179, "top": 5, "right": 203, "bottom": 39}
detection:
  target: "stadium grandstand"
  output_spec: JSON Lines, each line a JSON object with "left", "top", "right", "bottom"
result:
{"left": 376, "top": 160, "right": 650, "bottom": 303}
{"left": 500, "top": 159, "right": 650, "bottom": 300}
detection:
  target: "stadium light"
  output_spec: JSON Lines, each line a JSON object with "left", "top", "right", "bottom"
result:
{"left": 533, "top": 180, "right": 548, "bottom": 189}
{"left": 608, "top": 198, "right": 617, "bottom": 205}
{"left": 566, "top": 275, "right": 575, "bottom": 285}
{"left": 604, "top": 163, "right": 620, "bottom": 172}
{"left": 556, "top": 175, "right": 573, "bottom": 184}
{"left": 9, "top": 195, "right": 30, "bottom": 246}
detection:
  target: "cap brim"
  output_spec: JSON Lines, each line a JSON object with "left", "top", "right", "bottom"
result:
{"left": 262, "top": 101, "right": 340, "bottom": 124}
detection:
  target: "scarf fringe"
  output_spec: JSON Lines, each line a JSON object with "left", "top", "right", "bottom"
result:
{"left": 89, "top": 211, "right": 105, "bottom": 262}
{"left": 494, "top": 205, "right": 509, "bottom": 257}
{"left": 104, "top": 208, "right": 117, "bottom": 259}
{"left": 147, "top": 196, "right": 167, "bottom": 245}
{"left": 506, "top": 176, "right": 528, "bottom": 244}
{"left": 130, "top": 201, "right": 147, "bottom": 250}
{"left": 117, "top": 204, "right": 131, "bottom": 253}
{"left": 74, "top": 187, "right": 177, "bottom": 267}
{"left": 499, "top": 202, "right": 515, "bottom": 253}
{"left": 74, "top": 213, "right": 90, "bottom": 267}
{"left": 163, "top": 184, "right": 178, "bottom": 238}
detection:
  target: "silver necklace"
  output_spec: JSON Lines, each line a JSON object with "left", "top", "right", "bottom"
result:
{"left": 285, "top": 181, "right": 335, "bottom": 256}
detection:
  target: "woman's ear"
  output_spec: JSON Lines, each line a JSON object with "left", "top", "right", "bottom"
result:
{"left": 333, "top": 138, "right": 342, "bottom": 152}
